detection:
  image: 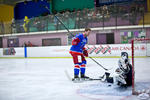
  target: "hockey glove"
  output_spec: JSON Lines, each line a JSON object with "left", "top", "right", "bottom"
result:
{"left": 72, "top": 38, "right": 80, "bottom": 45}
{"left": 83, "top": 49, "right": 88, "bottom": 57}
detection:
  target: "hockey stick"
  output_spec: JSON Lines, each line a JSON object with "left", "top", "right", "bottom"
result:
{"left": 42, "top": 5, "right": 110, "bottom": 71}
{"left": 64, "top": 70, "right": 72, "bottom": 81}
{"left": 41, "top": 5, "right": 74, "bottom": 37}
{"left": 89, "top": 56, "right": 109, "bottom": 71}
{"left": 65, "top": 70, "right": 103, "bottom": 82}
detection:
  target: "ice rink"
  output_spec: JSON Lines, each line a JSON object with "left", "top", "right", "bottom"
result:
{"left": 0, "top": 57, "right": 150, "bottom": 100}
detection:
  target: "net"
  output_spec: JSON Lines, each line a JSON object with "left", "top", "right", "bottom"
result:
{"left": 131, "top": 38, "right": 150, "bottom": 95}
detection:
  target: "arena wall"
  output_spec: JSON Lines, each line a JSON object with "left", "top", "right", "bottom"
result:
{"left": 0, "top": 44, "right": 150, "bottom": 58}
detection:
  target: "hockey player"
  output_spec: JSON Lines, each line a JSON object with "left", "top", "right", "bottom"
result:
{"left": 100, "top": 52, "right": 132, "bottom": 87}
{"left": 69, "top": 28, "right": 91, "bottom": 81}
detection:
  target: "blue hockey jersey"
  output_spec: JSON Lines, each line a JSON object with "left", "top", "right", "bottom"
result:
{"left": 70, "top": 33, "right": 88, "bottom": 53}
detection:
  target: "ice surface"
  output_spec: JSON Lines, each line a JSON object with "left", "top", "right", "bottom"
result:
{"left": 0, "top": 58, "right": 149, "bottom": 100}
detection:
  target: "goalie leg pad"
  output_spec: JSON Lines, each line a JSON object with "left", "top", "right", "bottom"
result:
{"left": 116, "top": 75, "right": 126, "bottom": 85}
{"left": 113, "top": 73, "right": 126, "bottom": 85}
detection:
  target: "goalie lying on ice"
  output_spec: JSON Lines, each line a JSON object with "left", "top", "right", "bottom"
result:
{"left": 100, "top": 52, "right": 132, "bottom": 87}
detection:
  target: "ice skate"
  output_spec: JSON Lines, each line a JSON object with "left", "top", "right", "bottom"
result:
{"left": 80, "top": 74, "right": 90, "bottom": 81}
{"left": 72, "top": 75, "right": 80, "bottom": 82}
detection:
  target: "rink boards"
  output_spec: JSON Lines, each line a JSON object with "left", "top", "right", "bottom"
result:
{"left": 0, "top": 44, "right": 150, "bottom": 58}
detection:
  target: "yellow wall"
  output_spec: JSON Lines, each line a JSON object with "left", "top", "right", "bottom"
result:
{"left": 148, "top": 0, "right": 150, "bottom": 12}
{"left": 0, "top": 4, "right": 14, "bottom": 22}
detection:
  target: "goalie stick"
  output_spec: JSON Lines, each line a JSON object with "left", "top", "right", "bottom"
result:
{"left": 41, "top": 5, "right": 110, "bottom": 71}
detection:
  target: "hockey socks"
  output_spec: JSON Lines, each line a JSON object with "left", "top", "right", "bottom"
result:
{"left": 74, "top": 64, "right": 80, "bottom": 77}
{"left": 74, "top": 68, "right": 79, "bottom": 76}
{"left": 80, "top": 65, "right": 85, "bottom": 75}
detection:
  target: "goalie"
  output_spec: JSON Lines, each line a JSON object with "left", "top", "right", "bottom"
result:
{"left": 100, "top": 52, "right": 132, "bottom": 87}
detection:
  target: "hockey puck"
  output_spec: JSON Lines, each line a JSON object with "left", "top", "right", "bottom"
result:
{"left": 108, "top": 84, "right": 111, "bottom": 87}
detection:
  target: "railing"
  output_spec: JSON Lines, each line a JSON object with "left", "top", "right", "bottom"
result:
{"left": 0, "top": 8, "right": 150, "bottom": 34}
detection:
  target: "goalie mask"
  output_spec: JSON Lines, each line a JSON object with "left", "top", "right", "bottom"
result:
{"left": 121, "top": 52, "right": 128, "bottom": 60}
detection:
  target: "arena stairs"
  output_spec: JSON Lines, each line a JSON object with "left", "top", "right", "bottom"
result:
{"left": 139, "top": 12, "right": 150, "bottom": 25}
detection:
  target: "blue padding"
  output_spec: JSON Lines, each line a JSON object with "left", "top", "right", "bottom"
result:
{"left": 14, "top": 0, "right": 50, "bottom": 20}
{"left": 24, "top": 46, "right": 27, "bottom": 58}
